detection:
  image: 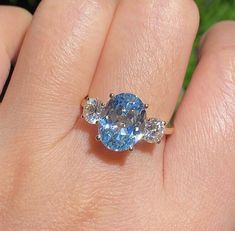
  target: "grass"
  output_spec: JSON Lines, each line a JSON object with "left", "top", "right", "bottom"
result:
{"left": 4, "top": 0, "right": 235, "bottom": 89}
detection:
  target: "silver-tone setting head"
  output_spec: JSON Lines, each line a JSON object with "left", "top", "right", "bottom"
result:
{"left": 109, "top": 93, "right": 115, "bottom": 98}
{"left": 96, "top": 135, "right": 101, "bottom": 141}
{"left": 129, "top": 147, "right": 134, "bottom": 151}
{"left": 144, "top": 104, "right": 149, "bottom": 109}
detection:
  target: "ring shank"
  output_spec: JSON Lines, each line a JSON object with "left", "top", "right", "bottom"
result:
{"left": 165, "top": 127, "right": 174, "bottom": 135}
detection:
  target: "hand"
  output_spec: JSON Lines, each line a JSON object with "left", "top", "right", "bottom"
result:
{"left": 0, "top": 1, "right": 234, "bottom": 230}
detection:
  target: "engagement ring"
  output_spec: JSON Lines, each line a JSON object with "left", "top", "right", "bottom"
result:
{"left": 81, "top": 93, "right": 173, "bottom": 152}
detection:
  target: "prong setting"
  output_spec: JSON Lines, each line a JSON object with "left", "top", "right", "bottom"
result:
{"left": 144, "top": 104, "right": 149, "bottom": 109}
{"left": 109, "top": 93, "right": 115, "bottom": 98}
{"left": 129, "top": 147, "right": 134, "bottom": 151}
{"left": 96, "top": 135, "right": 101, "bottom": 141}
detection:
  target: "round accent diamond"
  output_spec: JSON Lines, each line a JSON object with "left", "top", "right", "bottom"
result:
{"left": 82, "top": 98, "right": 104, "bottom": 124}
{"left": 144, "top": 118, "right": 165, "bottom": 143}
{"left": 98, "top": 93, "right": 146, "bottom": 151}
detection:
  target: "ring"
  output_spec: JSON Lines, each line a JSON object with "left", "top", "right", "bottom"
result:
{"left": 81, "top": 93, "right": 173, "bottom": 152}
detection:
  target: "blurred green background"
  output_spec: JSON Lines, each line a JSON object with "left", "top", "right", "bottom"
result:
{"left": 1, "top": 0, "right": 235, "bottom": 89}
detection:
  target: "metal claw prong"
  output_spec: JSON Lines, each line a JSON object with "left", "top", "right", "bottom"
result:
{"left": 85, "top": 95, "right": 90, "bottom": 101}
{"left": 157, "top": 140, "right": 161, "bottom": 144}
{"left": 81, "top": 115, "right": 84, "bottom": 119}
{"left": 101, "top": 102, "right": 105, "bottom": 107}
{"left": 109, "top": 93, "right": 115, "bottom": 98}
{"left": 96, "top": 135, "right": 101, "bottom": 141}
{"left": 163, "top": 121, "right": 167, "bottom": 126}
{"left": 129, "top": 147, "right": 134, "bottom": 151}
{"left": 144, "top": 104, "right": 149, "bottom": 109}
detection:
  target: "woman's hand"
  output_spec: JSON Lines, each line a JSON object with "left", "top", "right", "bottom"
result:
{"left": 0, "top": 1, "right": 234, "bottom": 230}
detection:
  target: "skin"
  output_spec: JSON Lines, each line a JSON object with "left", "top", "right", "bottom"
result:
{"left": 0, "top": 6, "right": 32, "bottom": 91}
{"left": 0, "top": 1, "right": 234, "bottom": 230}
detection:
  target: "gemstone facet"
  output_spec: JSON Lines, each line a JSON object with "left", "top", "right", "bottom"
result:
{"left": 98, "top": 93, "right": 146, "bottom": 151}
{"left": 82, "top": 98, "right": 104, "bottom": 124}
{"left": 143, "top": 118, "right": 165, "bottom": 143}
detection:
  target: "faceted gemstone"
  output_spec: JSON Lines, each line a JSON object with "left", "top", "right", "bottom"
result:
{"left": 143, "top": 118, "right": 165, "bottom": 143}
{"left": 98, "top": 93, "right": 146, "bottom": 151}
{"left": 82, "top": 98, "right": 104, "bottom": 124}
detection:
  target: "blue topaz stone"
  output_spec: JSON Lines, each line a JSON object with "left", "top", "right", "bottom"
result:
{"left": 98, "top": 93, "right": 146, "bottom": 151}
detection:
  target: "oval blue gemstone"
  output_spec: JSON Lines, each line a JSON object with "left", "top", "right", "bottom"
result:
{"left": 98, "top": 93, "right": 146, "bottom": 151}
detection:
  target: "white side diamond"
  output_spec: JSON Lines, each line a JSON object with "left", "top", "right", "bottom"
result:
{"left": 143, "top": 118, "right": 165, "bottom": 143}
{"left": 82, "top": 98, "right": 104, "bottom": 124}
